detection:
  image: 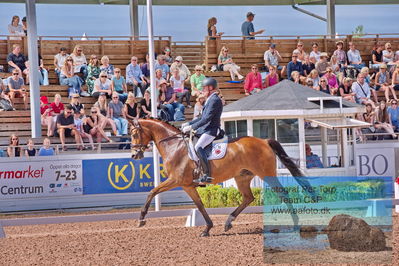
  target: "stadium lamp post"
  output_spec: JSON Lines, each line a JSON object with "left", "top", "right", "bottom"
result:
{"left": 146, "top": 0, "right": 161, "bottom": 212}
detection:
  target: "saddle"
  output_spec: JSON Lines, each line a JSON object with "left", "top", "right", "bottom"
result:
{"left": 188, "top": 129, "right": 227, "bottom": 161}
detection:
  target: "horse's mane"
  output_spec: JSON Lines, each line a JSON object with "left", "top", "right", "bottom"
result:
{"left": 142, "top": 117, "right": 181, "bottom": 133}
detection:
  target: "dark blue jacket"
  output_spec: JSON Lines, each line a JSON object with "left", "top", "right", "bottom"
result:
{"left": 189, "top": 93, "right": 223, "bottom": 136}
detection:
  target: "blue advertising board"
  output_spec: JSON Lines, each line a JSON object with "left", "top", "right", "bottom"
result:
{"left": 83, "top": 157, "right": 171, "bottom": 194}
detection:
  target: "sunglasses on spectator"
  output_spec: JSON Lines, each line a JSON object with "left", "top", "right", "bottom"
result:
{"left": 297, "top": 45, "right": 303, "bottom": 47}
{"left": 66, "top": 111, "right": 73, "bottom": 114}
{"left": 12, "top": 73, "right": 19, "bottom": 75}
{"left": 115, "top": 71, "right": 120, "bottom": 73}
{"left": 131, "top": 59, "right": 137, "bottom": 61}
{"left": 175, "top": 60, "right": 180, "bottom": 62}
{"left": 392, "top": 102, "right": 398, "bottom": 105}
{"left": 112, "top": 96, "right": 119, "bottom": 99}
{"left": 91, "top": 111, "right": 97, "bottom": 114}
{"left": 252, "top": 67, "right": 257, "bottom": 70}
{"left": 77, "top": 50, "right": 82, "bottom": 52}
{"left": 67, "top": 59, "right": 73, "bottom": 61}
{"left": 12, "top": 138, "right": 18, "bottom": 140}
{"left": 100, "top": 75, "right": 107, "bottom": 78}
{"left": 320, "top": 80, "right": 326, "bottom": 83}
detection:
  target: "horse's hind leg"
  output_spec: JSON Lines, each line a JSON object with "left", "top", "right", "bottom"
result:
{"left": 224, "top": 170, "right": 255, "bottom": 232}
{"left": 183, "top": 186, "right": 213, "bottom": 237}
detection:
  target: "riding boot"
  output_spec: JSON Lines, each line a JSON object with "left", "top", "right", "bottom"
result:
{"left": 194, "top": 147, "right": 213, "bottom": 183}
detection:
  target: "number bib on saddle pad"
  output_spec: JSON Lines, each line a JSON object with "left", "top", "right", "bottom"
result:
{"left": 188, "top": 136, "right": 228, "bottom": 161}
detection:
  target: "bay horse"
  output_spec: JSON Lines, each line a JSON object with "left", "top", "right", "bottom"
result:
{"left": 130, "top": 118, "right": 309, "bottom": 237}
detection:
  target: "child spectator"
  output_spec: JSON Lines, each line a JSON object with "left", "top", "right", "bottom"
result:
{"left": 7, "top": 134, "right": 21, "bottom": 157}
{"left": 170, "top": 68, "right": 191, "bottom": 108}
{"left": 333, "top": 40, "right": 347, "bottom": 69}
{"left": 7, "top": 44, "right": 27, "bottom": 76}
{"left": 71, "top": 45, "right": 88, "bottom": 80}
{"left": 315, "top": 53, "right": 330, "bottom": 76}
{"left": 40, "top": 96, "right": 55, "bottom": 137}
{"left": 74, "top": 110, "right": 95, "bottom": 150}
{"left": 308, "top": 69, "right": 320, "bottom": 90}
{"left": 310, "top": 42, "right": 321, "bottom": 62}
{"left": 86, "top": 54, "right": 101, "bottom": 95}
{"left": 85, "top": 107, "right": 113, "bottom": 143}
{"left": 60, "top": 56, "right": 85, "bottom": 97}
{"left": 94, "top": 93, "right": 118, "bottom": 136}
{"left": 100, "top": 56, "right": 114, "bottom": 79}
{"left": 55, "top": 105, "right": 82, "bottom": 151}
{"left": 38, "top": 138, "right": 55, "bottom": 156}
{"left": 109, "top": 92, "right": 128, "bottom": 136}
{"left": 7, "top": 69, "right": 27, "bottom": 110}
{"left": 54, "top": 47, "right": 68, "bottom": 79}
{"left": 126, "top": 56, "right": 147, "bottom": 97}
{"left": 218, "top": 46, "right": 244, "bottom": 80}
{"left": 290, "top": 71, "right": 300, "bottom": 84}
{"left": 190, "top": 65, "right": 206, "bottom": 98}
{"left": 112, "top": 68, "right": 128, "bottom": 103}
{"left": 123, "top": 92, "right": 139, "bottom": 120}
{"left": 93, "top": 71, "right": 112, "bottom": 99}
{"left": 8, "top": 16, "right": 24, "bottom": 40}
{"left": 193, "top": 94, "right": 206, "bottom": 120}
{"left": 69, "top": 93, "right": 85, "bottom": 116}
{"left": 244, "top": 64, "right": 264, "bottom": 95}
{"left": 25, "top": 138, "right": 36, "bottom": 157}
{"left": 50, "top": 94, "right": 64, "bottom": 115}
{"left": 264, "top": 65, "right": 279, "bottom": 88}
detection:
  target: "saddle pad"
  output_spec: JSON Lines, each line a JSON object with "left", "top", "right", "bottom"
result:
{"left": 188, "top": 136, "right": 228, "bottom": 161}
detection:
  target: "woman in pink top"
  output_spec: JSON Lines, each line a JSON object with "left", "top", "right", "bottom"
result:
{"left": 265, "top": 65, "right": 279, "bottom": 88}
{"left": 244, "top": 64, "right": 264, "bottom": 95}
{"left": 322, "top": 67, "right": 338, "bottom": 89}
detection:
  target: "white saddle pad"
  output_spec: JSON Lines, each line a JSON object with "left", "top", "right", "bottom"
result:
{"left": 188, "top": 136, "right": 228, "bottom": 161}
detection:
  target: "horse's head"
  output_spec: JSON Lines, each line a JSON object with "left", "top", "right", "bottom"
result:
{"left": 129, "top": 119, "right": 151, "bottom": 160}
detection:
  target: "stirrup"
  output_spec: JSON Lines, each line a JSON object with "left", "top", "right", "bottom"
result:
{"left": 193, "top": 175, "right": 214, "bottom": 184}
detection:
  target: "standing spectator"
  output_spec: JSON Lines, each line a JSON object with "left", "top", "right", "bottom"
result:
{"left": 338, "top": 78, "right": 355, "bottom": 102}
{"left": 8, "top": 15, "right": 24, "bottom": 40}
{"left": 126, "top": 56, "right": 147, "bottom": 97}
{"left": 207, "top": 17, "right": 224, "bottom": 40}
{"left": 7, "top": 44, "right": 27, "bottom": 75}
{"left": 352, "top": 73, "right": 375, "bottom": 107}
{"left": 93, "top": 71, "right": 112, "bottom": 99}
{"left": 263, "top": 43, "right": 285, "bottom": 74}
{"left": 244, "top": 64, "right": 264, "bottom": 95}
{"left": 100, "top": 56, "right": 114, "bottom": 79}
{"left": 40, "top": 96, "right": 55, "bottom": 137}
{"left": 264, "top": 65, "right": 279, "bottom": 88}
{"left": 315, "top": 53, "right": 330, "bottom": 76}
{"left": 241, "top": 12, "right": 264, "bottom": 40}
{"left": 69, "top": 94, "right": 85, "bottom": 116}
{"left": 94, "top": 93, "right": 118, "bottom": 136}
{"left": 371, "top": 43, "right": 384, "bottom": 70}
{"left": 302, "top": 55, "right": 315, "bottom": 76}
{"left": 85, "top": 107, "right": 113, "bottom": 143}
{"left": 316, "top": 78, "right": 331, "bottom": 95}
{"left": 163, "top": 46, "right": 173, "bottom": 65}
{"left": 38, "top": 138, "right": 55, "bottom": 156}
{"left": 347, "top": 42, "right": 365, "bottom": 70}
{"left": 7, "top": 69, "right": 27, "bottom": 110}
{"left": 170, "top": 68, "right": 191, "bottom": 108}
{"left": 293, "top": 41, "right": 307, "bottom": 62}
{"left": 54, "top": 47, "right": 68, "bottom": 80}
{"left": 308, "top": 69, "right": 320, "bottom": 90}
{"left": 60, "top": 56, "right": 85, "bottom": 97}
{"left": 159, "top": 80, "right": 185, "bottom": 121}
{"left": 190, "top": 65, "right": 206, "bottom": 97}
{"left": 55, "top": 105, "right": 82, "bottom": 151}
{"left": 74, "top": 110, "right": 95, "bottom": 150}
{"left": 86, "top": 54, "right": 101, "bottom": 95}
{"left": 154, "top": 55, "right": 170, "bottom": 80}
{"left": 287, "top": 53, "right": 304, "bottom": 79}
{"left": 109, "top": 92, "right": 128, "bottom": 136}
{"left": 50, "top": 94, "right": 64, "bottom": 115}
{"left": 322, "top": 67, "right": 339, "bottom": 90}
{"left": 193, "top": 94, "right": 206, "bottom": 120}
{"left": 112, "top": 68, "right": 128, "bottom": 103}
{"left": 71, "top": 45, "right": 88, "bottom": 80}
{"left": 375, "top": 64, "right": 394, "bottom": 102}
{"left": 140, "top": 89, "right": 152, "bottom": 118}
{"left": 170, "top": 56, "right": 191, "bottom": 81}
{"left": 375, "top": 100, "right": 397, "bottom": 139}
{"left": 21, "top": 17, "right": 27, "bottom": 35}
{"left": 25, "top": 138, "right": 36, "bottom": 157}
{"left": 333, "top": 40, "right": 347, "bottom": 69}
{"left": 7, "top": 134, "right": 21, "bottom": 157}
{"left": 218, "top": 46, "right": 244, "bottom": 81}
{"left": 310, "top": 42, "right": 321, "bottom": 62}
{"left": 124, "top": 92, "right": 139, "bottom": 120}
{"left": 388, "top": 100, "right": 399, "bottom": 131}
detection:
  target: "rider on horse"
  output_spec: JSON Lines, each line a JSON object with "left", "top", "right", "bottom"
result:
{"left": 182, "top": 78, "right": 223, "bottom": 183}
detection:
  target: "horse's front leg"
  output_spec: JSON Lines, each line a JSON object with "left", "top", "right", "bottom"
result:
{"left": 138, "top": 179, "right": 177, "bottom": 227}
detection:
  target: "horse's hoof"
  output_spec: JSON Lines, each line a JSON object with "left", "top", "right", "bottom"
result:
{"left": 200, "top": 231, "right": 210, "bottom": 237}
{"left": 138, "top": 219, "right": 146, "bottom": 227}
{"left": 224, "top": 223, "right": 233, "bottom": 232}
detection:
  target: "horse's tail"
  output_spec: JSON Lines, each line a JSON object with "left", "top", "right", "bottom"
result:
{"left": 267, "top": 139, "right": 303, "bottom": 177}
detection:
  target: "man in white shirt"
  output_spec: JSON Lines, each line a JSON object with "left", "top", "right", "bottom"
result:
{"left": 53, "top": 47, "right": 68, "bottom": 79}
{"left": 263, "top": 43, "right": 285, "bottom": 75}
{"left": 347, "top": 42, "right": 365, "bottom": 70}
{"left": 351, "top": 73, "right": 375, "bottom": 107}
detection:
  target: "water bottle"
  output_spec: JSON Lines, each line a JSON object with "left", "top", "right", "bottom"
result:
{"left": 0, "top": 65, "right": 4, "bottom": 73}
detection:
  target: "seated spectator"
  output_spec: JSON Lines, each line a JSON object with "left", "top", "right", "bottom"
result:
{"left": 170, "top": 68, "right": 191, "bottom": 108}
{"left": 140, "top": 89, "right": 152, "bottom": 118}
{"left": 322, "top": 67, "right": 339, "bottom": 90}
{"left": 305, "top": 79, "right": 314, "bottom": 89}
{"left": 193, "top": 93, "right": 206, "bottom": 120}
{"left": 317, "top": 78, "right": 331, "bottom": 95}
{"left": 71, "top": 45, "right": 88, "bottom": 80}
{"left": 140, "top": 52, "right": 157, "bottom": 83}
{"left": 360, "top": 67, "right": 378, "bottom": 102}
{"left": 308, "top": 69, "right": 320, "bottom": 90}
{"left": 40, "top": 96, "right": 55, "bottom": 137}
{"left": 124, "top": 92, "right": 139, "bottom": 120}
{"left": 8, "top": 16, "right": 25, "bottom": 40}
{"left": 163, "top": 46, "right": 173, "bottom": 65}
{"left": 218, "top": 46, "right": 244, "bottom": 80}
{"left": 60, "top": 56, "right": 85, "bottom": 97}
{"left": 244, "top": 64, "right": 264, "bottom": 95}
{"left": 347, "top": 42, "right": 365, "bottom": 70}
{"left": 55, "top": 105, "right": 82, "bottom": 151}
{"left": 93, "top": 71, "right": 112, "bottom": 99}
{"left": 395, "top": 50, "right": 399, "bottom": 63}
{"left": 290, "top": 71, "right": 300, "bottom": 84}
{"left": 263, "top": 43, "right": 285, "bottom": 74}
{"left": 302, "top": 55, "right": 315, "bottom": 76}
{"left": 333, "top": 40, "right": 347, "bottom": 69}
{"left": 23, "top": 55, "right": 49, "bottom": 86}
{"left": 126, "top": 56, "right": 147, "bottom": 97}
{"left": 287, "top": 53, "right": 304, "bottom": 80}
{"left": 305, "top": 144, "right": 324, "bottom": 168}
{"left": 69, "top": 93, "right": 85, "bottom": 116}
{"left": 190, "top": 65, "right": 206, "bottom": 97}
{"left": 391, "top": 66, "right": 399, "bottom": 95}
{"left": 38, "top": 137, "right": 55, "bottom": 156}
{"left": 100, "top": 56, "right": 114, "bottom": 79}
{"left": 293, "top": 41, "right": 307, "bottom": 62}
{"left": 109, "top": 92, "right": 128, "bottom": 136}
{"left": 54, "top": 47, "right": 68, "bottom": 79}
{"left": 154, "top": 69, "right": 166, "bottom": 91}
{"left": 375, "top": 100, "right": 397, "bottom": 139}
{"left": 112, "top": 68, "right": 128, "bottom": 103}
{"left": 155, "top": 55, "right": 170, "bottom": 80}
{"left": 338, "top": 77, "right": 355, "bottom": 102}
{"left": 7, "top": 44, "right": 27, "bottom": 76}
{"left": 362, "top": 103, "right": 377, "bottom": 138}
{"left": 7, "top": 134, "right": 21, "bottom": 157}
{"left": 74, "top": 110, "right": 95, "bottom": 150}
{"left": 352, "top": 73, "right": 375, "bottom": 107}
{"left": 50, "top": 94, "right": 64, "bottom": 115}
{"left": 21, "top": 16, "right": 27, "bottom": 35}
{"left": 265, "top": 65, "right": 279, "bottom": 88}
{"left": 330, "top": 55, "right": 341, "bottom": 74}
{"left": 207, "top": 17, "right": 224, "bottom": 40}
{"left": 382, "top": 42, "right": 395, "bottom": 66}
{"left": 375, "top": 64, "right": 394, "bottom": 102}
{"left": 7, "top": 69, "right": 27, "bottom": 110}
{"left": 170, "top": 56, "right": 191, "bottom": 82}
{"left": 309, "top": 42, "right": 321, "bottom": 62}
{"left": 86, "top": 54, "right": 101, "bottom": 95}
{"left": 94, "top": 93, "right": 118, "bottom": 136}
{"left": 371, "top": 43, "right": 384, "bottom": 70}
{"left": 388, "top": 100, "right": 399, "bottom": 131}
{"left": 25, "top": 138, "right": 36, "bottom": 157}
{"left": 85, "top": 107, "right": 113, "bottom": 143}
{"left": 159, "top": 80, "right": 185, "bottom": 121}
{"left": 315, "top": 53, "right": 330, "bottom": 76}
{"left": 0, "top": 85, "right": 13, "bottom": 111}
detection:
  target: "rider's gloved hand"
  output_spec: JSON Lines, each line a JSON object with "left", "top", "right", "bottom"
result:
{"left": 182, "top": 125, "right": 192, "bottom": 133}
{"left": 181, "top": 122, "right": 189, "bottom": 129}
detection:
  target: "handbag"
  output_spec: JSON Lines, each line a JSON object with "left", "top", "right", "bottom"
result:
{"left": 0, "top": 98, "right": 13, "bottom": 111}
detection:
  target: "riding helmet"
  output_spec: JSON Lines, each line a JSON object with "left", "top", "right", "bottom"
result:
{"left": 202, "top": 77, "right": 218, "bottom": 89}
